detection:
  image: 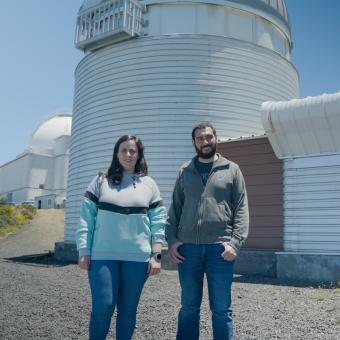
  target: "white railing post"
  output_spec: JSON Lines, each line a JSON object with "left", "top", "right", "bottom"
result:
{"left": 131, "top": 3, "right": 136, "bottom": 36}
{"left": 123, "top": 0, "right": 127, "bottom": 29}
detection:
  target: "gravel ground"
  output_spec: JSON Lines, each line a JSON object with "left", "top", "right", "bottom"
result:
{"left": 0, "top": 210, "right": 339, "bottom": 340}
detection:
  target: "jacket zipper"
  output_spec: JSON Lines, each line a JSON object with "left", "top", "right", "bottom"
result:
{"left": 191, "top": 167, "right": 204, "bottom": 244}
{"left": 196, "top": 198, "right": 202, "bottom": 244}
{"left": 195, "top": 164, "right": 220, "bottom": 244}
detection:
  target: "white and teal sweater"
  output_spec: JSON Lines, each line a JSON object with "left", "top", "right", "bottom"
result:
{"left": 76, "top": 173, "right": 167, "bottom": 262}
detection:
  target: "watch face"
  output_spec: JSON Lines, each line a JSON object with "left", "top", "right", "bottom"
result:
{"left": 154, "top": 253, "right": 162, "bottom": 260}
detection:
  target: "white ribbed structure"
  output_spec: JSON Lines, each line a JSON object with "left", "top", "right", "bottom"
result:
{"left": 64, "top": 0, "right": 298, "bottom": 243}
{"left": 284, "top": 155, "right": 340, "bottom": 254}
{"left": 262, "top": 92, "right": 340, "bottom": 158}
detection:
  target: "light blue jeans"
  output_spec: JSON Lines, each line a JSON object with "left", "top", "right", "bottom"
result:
{"left": 177, "top": 243, "right": 234, "bottom": 340}
{"left": 88, "top": 260, "right": 148, "bottom": 340}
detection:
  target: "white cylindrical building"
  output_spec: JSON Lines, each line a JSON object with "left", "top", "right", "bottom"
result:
{"left": 64, "top": 0, "right": 298, "bottom": 244}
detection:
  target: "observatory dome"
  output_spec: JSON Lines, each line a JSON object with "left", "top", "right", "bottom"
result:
{"left": 80, "top": 0, "right": 105, "bottom": 11}
{"left": 79, "top": 0, "right": 289, "bottom": 24}
{"left": 221, "top": 0, "right": 289, "bottom": 26}
{"left": 77, "top": 0, "right": 291, "bottom": 54}
{"left": 141, "top": 0, "right": 291, "bottom": 39}
{"left": 29, "top": 113, "right": 72, "bottom": 154}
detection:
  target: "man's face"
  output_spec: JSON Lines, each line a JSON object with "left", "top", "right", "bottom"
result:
{"left": 193, "top": 127, "right": 217, "bottom": 159}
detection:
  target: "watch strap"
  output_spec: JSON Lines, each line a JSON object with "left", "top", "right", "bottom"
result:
{"left": 151, "top": 252, "right": 162, "bottom": 260}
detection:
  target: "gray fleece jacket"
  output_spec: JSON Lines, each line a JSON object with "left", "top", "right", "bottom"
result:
{"left": 166, "top": 154, "right": 249, "bottom": 252}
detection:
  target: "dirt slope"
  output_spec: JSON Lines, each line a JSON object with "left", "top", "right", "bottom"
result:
{"left": 0, "top": 209, "right": 65, "bottom": 258}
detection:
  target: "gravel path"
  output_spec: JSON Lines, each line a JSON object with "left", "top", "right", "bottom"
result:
{"left": 0, "top": 210, "right": 339, "bottom": 339}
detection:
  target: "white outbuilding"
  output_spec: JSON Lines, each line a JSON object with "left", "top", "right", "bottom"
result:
{"left": 0, "top": 113, "right": 72, "bottom": 208}
{"left": 261, "top": 92, "right": 340, "bottom": 282}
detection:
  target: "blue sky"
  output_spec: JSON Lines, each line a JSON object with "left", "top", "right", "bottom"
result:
{"left": 286, "top": 0, "right": 340, "bottom": 97}
{"left": 0, "top": 0, "right": 339, "bottom": 165}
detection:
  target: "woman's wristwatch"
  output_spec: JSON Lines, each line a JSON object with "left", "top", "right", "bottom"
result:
{"left": 151, "top": 252, "right": 162, "bottom": 261}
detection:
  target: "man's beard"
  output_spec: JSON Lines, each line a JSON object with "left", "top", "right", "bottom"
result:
{"left": 195, "top": 143, "right": 217, "bottom": 159}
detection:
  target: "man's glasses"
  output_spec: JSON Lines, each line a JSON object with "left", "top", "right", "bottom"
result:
{"left": 194, "top": 134, "right": 215, "bottom": 143}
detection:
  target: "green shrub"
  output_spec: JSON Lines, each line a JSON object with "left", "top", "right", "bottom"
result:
{"left": 0, "top": 225, "right": 18, "bottom": 237}
{"left": 0, "top": 202, "right": 36, "bottom": 237}
{"left": 15, "top": 212, "right": 26, "bottom": 225}
{"left": 0, "top": 214, "right": 14, "bottom": 228}
{"left": 0, "top": 204, "right": 13, "bottom": 217}
{"left": 17, "top": 205, "right": 36, "bottom": 220}
{"left": 0, "top": 210, "right": 16, "bottom": 226}
{"left": 21, "top": 204, "right": 37, "bottom": 215}
{"left": 0, "top": 205, "right": 18, "bottom": 236}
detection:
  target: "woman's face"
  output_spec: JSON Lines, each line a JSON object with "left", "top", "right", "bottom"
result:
{"left": 117, "top": 139, "right": 139, "bottom": 173}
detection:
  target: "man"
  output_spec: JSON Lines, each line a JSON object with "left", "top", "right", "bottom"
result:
{"left": 166, "top": 122, "right": 249, "bottom": 340}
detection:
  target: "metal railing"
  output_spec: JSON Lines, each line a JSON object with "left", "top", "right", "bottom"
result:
{"left": 75, "top": 0, "right": 143, "bottom": 50}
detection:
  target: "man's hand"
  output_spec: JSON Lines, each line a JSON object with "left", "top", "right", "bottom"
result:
{"left": 221, "top": 243, "right": 237, "bottom": 261}
{"left": 78, "top": 255, "right": 91, "bottom": 271}
{"left": 169, "top": 241, "right": 184, "bottom": 263}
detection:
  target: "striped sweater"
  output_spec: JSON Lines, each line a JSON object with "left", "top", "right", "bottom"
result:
{"left": 76, "top": 172, "right": 167, "bottom": 262}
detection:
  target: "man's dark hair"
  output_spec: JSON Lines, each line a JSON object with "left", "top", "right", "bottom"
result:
{"left": 191, "top": 122, "right": 217, "bottom": 140}
{"left": 107, "top": 135, "right": 148, "bottom": 184}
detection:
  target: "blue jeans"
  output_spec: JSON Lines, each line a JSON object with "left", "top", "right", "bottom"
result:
{"left": 88, "top": 260, "right": 148, "bottom": 340}
{"left": 177, "top": 243, "right": 234, "bottom": 340}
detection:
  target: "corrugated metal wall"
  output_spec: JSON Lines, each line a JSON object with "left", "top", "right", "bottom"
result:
{"left": 284, "top": 154, "right": 340, "bottom": 253}
{"left": 65, "top": 35, "right": 297, "bottom": 243}
{"left": 218, "top": 136, "right": 283, "bottom": 250}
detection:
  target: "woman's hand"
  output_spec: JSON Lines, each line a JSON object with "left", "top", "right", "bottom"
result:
{"left": 78, "top": 255, "right": 91, "bottom": 271}
{"left": 148, "top": 257, "right": 161, "bottom": 276}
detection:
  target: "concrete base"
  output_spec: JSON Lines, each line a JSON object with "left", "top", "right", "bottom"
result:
{"left": 234, "top": 250, "right": 277, "bottom": 277}
{"left": 53, "top": 242, "right": 340, "bottom": 283}
{"left": 54, "top": 241, "right": 78, "bottom": 262}
{"left": 53, "top": 242, "right": 179, "bottom": 267}
{"left": 161, "top": 249, "right": 277, "bottom": 277}
{"left": 276, "top": 252, "right": 340, "bottom": 283}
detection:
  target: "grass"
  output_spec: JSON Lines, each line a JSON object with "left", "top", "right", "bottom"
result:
{"left": 0, "top": 225, "right": 20, "bottom": 237}
{"left": 333, "top": 281, "right": 340, "bottom": 292}
{"left": 314, "top": 291, "right": 327, "bottom": 301}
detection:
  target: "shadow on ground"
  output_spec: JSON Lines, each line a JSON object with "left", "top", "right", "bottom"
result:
{"left": 3, "top": 252, "right": 74, "bottom": 267}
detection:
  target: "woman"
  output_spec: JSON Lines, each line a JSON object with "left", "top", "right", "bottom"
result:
{"left": 76, "top": 135, "right": 167, "bottom": 340}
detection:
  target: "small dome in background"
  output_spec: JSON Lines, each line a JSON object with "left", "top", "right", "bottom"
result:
{"left": 29, "top": 113, "right": 72, "bottom": 154}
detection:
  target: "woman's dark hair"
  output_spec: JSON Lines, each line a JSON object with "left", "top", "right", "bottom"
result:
{"left": 107, "top": 135, "right": 148, "bottom": 184}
